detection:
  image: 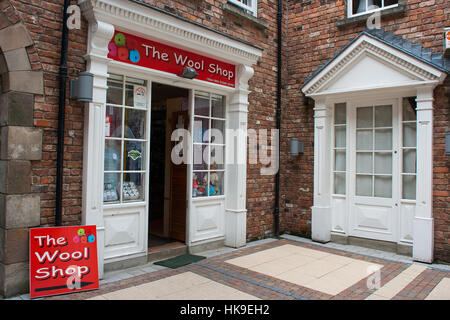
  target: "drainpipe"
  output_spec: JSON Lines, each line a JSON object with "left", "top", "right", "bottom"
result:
{"left": 274, "top": 0, "right": 282, "bottom": 237}
{"left": 55, "top": 0, "right": 71, "bottom": 226}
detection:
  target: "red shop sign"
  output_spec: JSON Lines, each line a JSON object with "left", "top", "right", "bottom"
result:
{"left": 29, "top": 225, "right": 99, "bottom": 299}
{"left": 107, "top": 30, "right": 236, "bottom": 88}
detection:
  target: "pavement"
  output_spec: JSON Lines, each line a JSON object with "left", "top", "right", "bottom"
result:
{"left": 9, "top": 235, "right": 450, "bottom": 300}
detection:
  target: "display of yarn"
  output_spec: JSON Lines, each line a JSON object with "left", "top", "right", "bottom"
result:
{"left": 108, "top": 32, "right": 141, "bottom": 64}
{"left": 103, "top": 182, "right": 119, "bottom": 202}
{"left": 123, "top": 181, "right": 140, "bottom": 200}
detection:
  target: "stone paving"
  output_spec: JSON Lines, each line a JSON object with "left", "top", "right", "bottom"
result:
{"left": 8, "top": 236, "right": 450, "bottom": 300}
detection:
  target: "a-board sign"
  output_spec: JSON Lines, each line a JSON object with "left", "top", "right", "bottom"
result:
{"left": 29, "top": 225, "right": 99, "bottom": 298}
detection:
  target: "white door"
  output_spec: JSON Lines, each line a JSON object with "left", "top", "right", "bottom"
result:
{"left": 348, "top": 100, "right": 399, "bottom": 242}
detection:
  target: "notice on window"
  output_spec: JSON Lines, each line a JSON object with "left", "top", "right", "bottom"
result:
{"left": 29, "top": 225, "right": 99, "bottom": 299}
{"left": 134, "top": 85, "right": 147, "bottom": 108}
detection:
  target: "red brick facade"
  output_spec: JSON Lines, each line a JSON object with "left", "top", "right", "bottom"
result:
{"left": 0, "top": 0, "right": 448, "bottom": 282}
{"left": 281, "top": 0, "right": 449, "bottom": 263}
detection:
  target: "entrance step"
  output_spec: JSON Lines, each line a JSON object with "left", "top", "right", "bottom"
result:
{"left": 148, "top": 242, "right": 187, "bottom": 263}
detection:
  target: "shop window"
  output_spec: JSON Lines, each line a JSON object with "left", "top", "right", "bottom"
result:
{"left": 401, "top": 97, "right": 417, "bottom": 200}
{"left": 349, "top": 0, "right": 398, "bottom": 17}
{"left": 228, "top": 0, "right": 258, "bottom": 17}
{"left": 104, "top": 74, "right": 148, "bottom": 204}
{"left": 333, "top": 103, "right": 347, "bottom": 195}
{"left": 192, "top": 91, "right": 225, "bottom": 198}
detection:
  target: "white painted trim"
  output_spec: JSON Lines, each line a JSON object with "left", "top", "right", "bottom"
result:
{"left": 228, "top": 0, "right": 258, "bottom": 17}
{"left": 78, "top": 0, "right": 262, "bottom": 66}
{"left": 80, "top": 0, "right": 259, "bottom": 270}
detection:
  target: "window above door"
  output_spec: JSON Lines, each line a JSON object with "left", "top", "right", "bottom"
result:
{"left": 228, "top": 0, "right": 258, "bottom": 17}
{"left": 348, "top": 0, "right": 399, "bottom": 18}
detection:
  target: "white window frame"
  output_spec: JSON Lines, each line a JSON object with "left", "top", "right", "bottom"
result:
{"left": 347, "top": 0, "right": 399, "bottom": 18}
{"left": 228, "top": 0, "right": 258, "bottom": 17}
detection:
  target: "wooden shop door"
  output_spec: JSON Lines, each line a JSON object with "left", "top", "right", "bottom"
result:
{"left": 169, "top": 110, "right": 189, "bottom": 242}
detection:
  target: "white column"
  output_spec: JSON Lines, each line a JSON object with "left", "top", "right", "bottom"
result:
{"left": 81, "top": 20, "right": 115, "bottom": 278}
{"left": 224, "top": 65, "right": 253, "bottom": 248}
{"left": 413, "top": 85, "right": 435, "bottom": 263}
{"left": 311, "top": 98, "right": 332, "bottom": 243}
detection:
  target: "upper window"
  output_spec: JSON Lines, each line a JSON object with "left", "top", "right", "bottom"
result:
{"left": 228, "top": 0, "right": 257, "bottom": 17}
{"left": 349, "top": 0, "right": 398, "bottom": 17}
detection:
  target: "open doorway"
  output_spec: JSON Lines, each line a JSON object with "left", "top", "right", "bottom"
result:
{"left": 149, "top": 82, "right": 189, "bottom": 250}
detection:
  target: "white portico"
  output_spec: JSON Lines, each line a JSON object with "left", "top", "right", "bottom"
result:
{"left": 302, "top": 32, "right": 447, "bottom": 263}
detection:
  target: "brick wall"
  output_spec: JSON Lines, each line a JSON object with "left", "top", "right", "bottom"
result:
{"left": 5, "top": 0, "right": 282, "bottom": 239}
{"left": 283, "top": 0, "right": 450, "bottom": 261}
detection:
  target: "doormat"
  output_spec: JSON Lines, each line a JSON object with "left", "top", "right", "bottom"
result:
{"left": 154, "top": 254, "right": 206, "bottom": 269}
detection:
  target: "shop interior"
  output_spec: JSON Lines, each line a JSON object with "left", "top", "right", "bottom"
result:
{"left": 148, "top": 82, "right": 189, "bottom": 250}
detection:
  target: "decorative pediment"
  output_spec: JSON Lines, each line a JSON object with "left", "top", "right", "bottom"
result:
{"left": 302, "top": 33, "right": 448, "bottom": 97}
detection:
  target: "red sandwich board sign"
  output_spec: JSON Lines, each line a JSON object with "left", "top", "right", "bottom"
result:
{"left": 29, "top": 225, "right": 99, "bottom": 298}
{"left": 107, "top": 30, "right": 236, "bottom": 88}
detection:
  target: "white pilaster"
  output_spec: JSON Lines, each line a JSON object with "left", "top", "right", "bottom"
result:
{"left": 224, "top": 65, "right": 253, "bottom": 248}
{"left": 81, "top": 19, "right": 115, "bottom": 279}
{"left": 413, "top": 85, "right": 435, "bottom": 263}
{"left": 311, "top": 98, "right": 333, "bottom": 243}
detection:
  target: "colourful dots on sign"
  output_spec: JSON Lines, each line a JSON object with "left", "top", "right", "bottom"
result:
{"left": 88, "top": 235, "right": 96, "bottom": 243}
{"left": 126, "top": 38, "right": 138, "bottom": 50}
{"left": 73, "top": 235, "right": 80, "bottom": 243}
{"left": 129, "top": 49, "right": 140, "bottom": 63}
{"left": 114, "top": 33, "right": 126, "bottom": 47}
{"left": 108, "top": 42, "right": 118, "bottom": 57}
{"left": 118, "top": 47, "right": 129, "bottom": 61}
{"left": 77, "top": 228, "right": 85, "bottom": 236}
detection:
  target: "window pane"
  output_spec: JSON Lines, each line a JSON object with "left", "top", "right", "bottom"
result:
{"left": 105, "top": 106, "right": 122, "bottom": 138}
{"left": 403, "top": 149, "right": 416, "bottom": 173}
{"left": 125, "top": 109, "right": 146, "bottom": 139}
{"left": 357, "top": 107, "right": 373, "bottom": 128}
{"left": 372, "top": 0, "right": 382, "bottom": 9}
{"left": 402, "top": 97, "right": 416, "bottom": 121}
{"left": 193, "top": 117, "right": 209, "bottom": 143}
{"left": 209, "top": 171, "right": 224, "bottom": 196}
{"left": 384, "top": 0, "right": 398, "bottom": 7}
{"left": 375, "top": 105, "right": 392, "bottom": 127}
{"left": 374, "top": 152, "right": 392, "bottom": 174}
{"left": 375, "top": 128, "right": 392, "bottom": 150}
{"left": 335, "top": 126, "right": 346, "bottom": 148}
{"left": 124, "top": 141, "right": 144, "bottom": 171}
{"left": 125, "top": 77, "right": 147, "bottom": 108}
{"left": 357, "top": 130, "right": 373, "bottom": 150}
{"left": 402, "top": 175, "right": 416, "bottom": 200}
{"left": 403, "top": 123, "right": 416, "bottom": 148}
{"left": 357, "top": 152, "right": 372, "bottom": 173}
{"left": 210, "top": 145, "right": 224, "bottom": 170}
{"left": 194, "top": 92, "right": 210, "bottom": 116}
{"left": 192, "top": 171, "right": 208, "bottom": 197}
{"left": 123, "top": 173, "right": 144, "bottom": 202}
{"left": 334, "top": 103, "right": 346, "bottom": 125}
{"left": 104, "top": 140, "right": 121, "bottom": 171}
{"left": 356, "top": 175, "right": 372, "bottom": 196}
{"left": 374, "top": 176, "right": 392, "bottom": 198}
{"left": 211, "top": 94, "right": 225, "bottom": 118}
{"left": 335, "top": 150, "right": 346, "bottom": 172}
{"left": 193, "top": 144, "right": 209, "bottom": 171}
{"left": 334, "top": 172, "right": 346, "bottom": 195}
{"left": 107, "top": 74, "right": 123, "bottom": 105}
{"left": 211, "top": 119, "right": 225, "bottom": 144}
{"left": 104, "top": 173, "right": 120, "bottom": 203}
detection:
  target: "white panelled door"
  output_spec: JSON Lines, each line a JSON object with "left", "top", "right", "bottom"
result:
{"left": 348, "top": 100, "right": 400, "bottom": 242}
